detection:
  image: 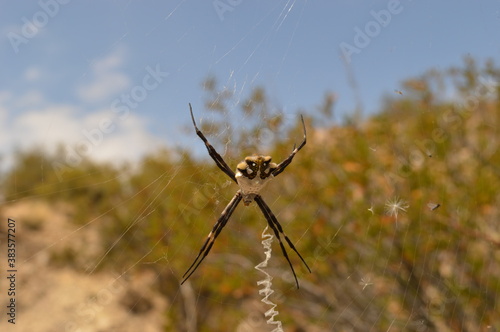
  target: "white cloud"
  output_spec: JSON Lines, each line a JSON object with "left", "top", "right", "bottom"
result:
{"left": 0, "top": 90, "right": 13, "bottom": 103}
{"left": 0, "top": 105, "right": 79, "bottom": 171}
{"left": 24, "top": 66, "right": 42, "bottom": 82}
{"left": 13, "top": 105, "right": 81, "bottom": 149}
{"left": 76, "top": 47, "right": 131, "bottom": 103}
{"left": 77, "top": 71, "right": 130, "bottom": 103}
{"left": 83, "top": 113, "right": 162, "bottom": 164}
{"left": 91, "top": 50, "right": 124, "bottom": 72}
{"left": 0, "top": 103, "right": 164, "bottom": 173}
{"left": 14, "top": 90, "right": 44, "bottom": 108}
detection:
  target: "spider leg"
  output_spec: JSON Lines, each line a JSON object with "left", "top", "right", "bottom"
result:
{"left": 181, "top": 191, "right": 242, "bottom": 285}
{"left": 272, "top": 115, "right": 306, "bottom": 177}
{"left": 189, "top": 103, "right": 237, "bottom": 183}
{"left": 254, "top": 195, "right": 311, "bottom": 289}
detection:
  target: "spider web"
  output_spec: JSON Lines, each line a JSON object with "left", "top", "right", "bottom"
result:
{"left": 1, "top": 1, "right": 499, "bottom": 332}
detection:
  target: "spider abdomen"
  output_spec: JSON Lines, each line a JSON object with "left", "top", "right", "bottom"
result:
{"left": 236, "top": 173, "right": 273, "bottom": 199}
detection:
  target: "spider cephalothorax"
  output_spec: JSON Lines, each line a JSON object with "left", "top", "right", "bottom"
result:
{"left": 236, "top": 155, "right": 276, "bottom": 180}
{"left": 236, "top": 155, "right": 277, "bottom": 205}
{"left": 182, "top": 104, "right": 311, "bottom": 288}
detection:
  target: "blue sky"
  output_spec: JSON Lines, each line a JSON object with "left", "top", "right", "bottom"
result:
{"left": 1, "top": 0, "right": 499, "bottom": 170}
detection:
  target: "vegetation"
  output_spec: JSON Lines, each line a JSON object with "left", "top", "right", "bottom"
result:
{"left": 2, "top": 57, "right": 499, "bottom": 331}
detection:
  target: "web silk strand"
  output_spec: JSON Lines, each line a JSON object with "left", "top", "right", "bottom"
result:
{"left": 254, "top": 226, "right": 284, "bottom": 332}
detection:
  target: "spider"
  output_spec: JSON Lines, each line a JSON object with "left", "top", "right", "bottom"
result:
{"left": 181, "top": 103, "right": 311, "bottom": 289}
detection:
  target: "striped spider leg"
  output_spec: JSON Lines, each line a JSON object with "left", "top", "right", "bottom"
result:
{"left": 181, "top": 104, "right": 310, "bottom": 288}
{"left": 188, "top": 103, "right": 237, "bottom": 183}
{"left": 181, "top": 192, "right": 242, "bottom": 284}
